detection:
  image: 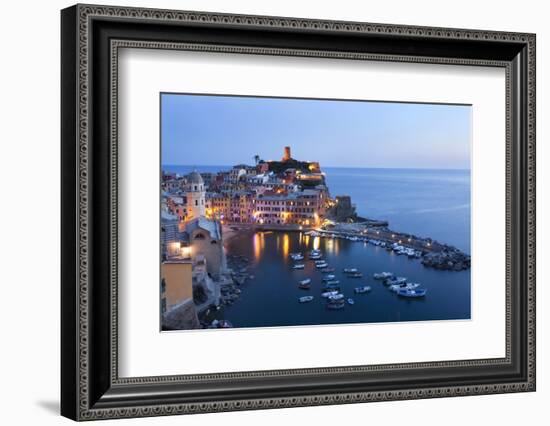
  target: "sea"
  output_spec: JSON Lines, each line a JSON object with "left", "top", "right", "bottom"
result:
{"left": 162, "top": 165, "right": 471, "bottom": 328}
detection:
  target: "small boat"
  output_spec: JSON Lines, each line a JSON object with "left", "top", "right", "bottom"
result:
{"left": 354, "top": 286, "right": 371, "bottom": 294}
{"left": 397, "top": 288, "right": 427, "bottom": 298}
{"left": 314, "top": 260, "right": 326, "bottom": 264}
{"left": 347, "top": 298, "right": 355, "bottom": 305}
{"left": 323, "top": 284, "right": 340, "bottom": 291}
{"left": 290, "top": 252, "right": 302, "bottom": 257}
{"left": 389, "top": 283, "right": 420, "bottom": 292}
{"left": 326, "top": 300, "right": 345, "bottom": 310}
{"left": 328, "top": 293, "right": 344, "bottom": 302}
{"left": 385, "top": 276, "right": 407, "bottom": 286}
{"left": 292, "top": 264, "right": 305, "bottom": 269}
{"left": 316, "top": 263, "right": 329, "bottom": 269}
{"left": 291, "top": 254, "right": 304, "bottom": 261}
{"left": 309, "top": 254, "right": 323, "bottom": 260}
{"left": 373, "top": 272, "right": 394, "bottom": 280}
{"left": 322, "top": 274, "right": 336, "bottom": 281}
{"left": 299, "top": 296, "right": 314, "bottom": 303}
{"left": 347, "top": 272, "right": 363, "bottom": 278}
{"left": 325, "top": 280, "right": 340, "bottom": 285}
{"left": 299, "top": 278, "right": 311, "bottom": 285}
{"left": 321, "top": 267, "right": 335, "bottom": 273}
{"left": 343, "top": 268, "right": 358, "bottom": 273}
{"left": 321, "top": 290, "right": 339, "bottom": 298}
{"left": 298, "top": 282, "right": 311, "bottom": 290}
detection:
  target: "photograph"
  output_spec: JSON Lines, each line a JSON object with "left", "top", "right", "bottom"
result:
{"left": 159, "top": 93, "right": 472, "bottom": 331}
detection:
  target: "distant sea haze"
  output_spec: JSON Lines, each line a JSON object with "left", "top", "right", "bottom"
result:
{"left": 162, "top": 165, "right": 471, "bottom": 254}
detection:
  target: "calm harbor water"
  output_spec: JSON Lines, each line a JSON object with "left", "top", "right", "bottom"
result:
{"left": 215, "top": 230, "right": 470, "bottom": 328}
{"left": 163, "top": 165, "right": 471, "bottom": 328}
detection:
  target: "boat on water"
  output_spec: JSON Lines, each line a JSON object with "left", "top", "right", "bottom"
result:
{"left": 322, "top": 274, "right": 336, "bottom": 281}
{"left": 354, "top": 286, "right": 371, "bottom": 294}
{"left": 373, "top": 272, "right": 394, "bottom": 280}
{"left": 325, "top": 280, "right": 340, "bottom": 285}
{"left": 292, "top": 264, "right": 305, "bottom": 269}
{"left": 343, "top": 268, "right": 358, "bottom": 273}
{"left": 290, "top": 253, "right": 304, "bottom": 261}
{"left": 321, "top": 267, "right": 335, "bottom": 273}
{"left": 347, "top": 272, "right": 363, "bottom": 278}
{"left": 309, "top": 254, "right": 323, "bottom": 260}
{"left": 314, "top": 260, "right": 326, "bottom": 264}
{"left": 347, "top": 298, "right": 355, "bottom": 305}
{"left": 328, "top": 293, "right": 344, "bottom": 302}
{"left": 316, "top": 262, "right": 329, "bottom": 269}
{"left": 384, "top": 276, "right": 407, "bottom": 286}
{"left": 298, "top": 278, "right": 312, "bottom": 289}
{"left": 389, "top": 282, "right": 420, "bottom": 292}
{"left": 397, "top": 288, "right": 427, "bottom": 298}
{"left": 321, "top": 290, "right": 339, "bottom": 298}
{"left": 299, "top": 296, "right": 314, "bottom": 303}
{"left": 326, "top": 300, "right": 345, "bottom": 310}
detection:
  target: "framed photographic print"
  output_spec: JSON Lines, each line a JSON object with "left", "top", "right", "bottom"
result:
{"left": 61, "top": 4, "right": 536, "bottom": 421}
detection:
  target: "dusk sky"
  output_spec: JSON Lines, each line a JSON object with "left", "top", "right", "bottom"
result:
{"left": 161, "top": 93, "right": 471, "bottom": 169}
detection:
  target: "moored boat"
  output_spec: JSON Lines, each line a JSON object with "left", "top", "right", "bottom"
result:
{"left": 321, "top": 267, "right": 335, "bottom": 273}
{"left": 373, "top": 272, "right": 394, "bottom": 280}
{"left": 397, "top": 288, "right": 427, "bottom": 298}
{"left": 299, "top": 296, "right": 315, "bottom": 303}
{"left": 347, "top": 272, "right": 363, "bottom": 278}
{"left": 322, "top": 274, "right": 336, "bottom": 281}
{"left": 347, "top": 298, "right": 355, "bottom": 305}
{"left": 321, "top": 290, "right": 339, "bottom": 298}
{"left": 354, "top": 285, "right": 371, "bottom": 294}
{"left": 389, "top": 282, "right": 420, "bottom": 292}
{"left": 343, "top": 268, "right": 358, "bottom": 273}
{"left": 292, "top": 264, "right": 305, "bottom": 269}
{"left": 384, "top": 276, "right": 407, "bottom": 286}
{"left": 316, "top": 262, "right": 329, "bottom": 268}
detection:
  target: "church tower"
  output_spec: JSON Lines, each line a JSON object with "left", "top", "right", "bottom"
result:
{"left": 186, "top": 171, "right": 206, "bottom": 220}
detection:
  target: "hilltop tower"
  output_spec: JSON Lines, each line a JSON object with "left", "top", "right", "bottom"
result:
{"left": 282, "top": 146, "right": 292, "bottom": 162}
{"left": 186, "top": 171, "right": 206, "bottom": 220}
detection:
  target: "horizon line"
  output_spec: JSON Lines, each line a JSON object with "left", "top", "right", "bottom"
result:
{"left": 162, "top": 164, "right": 471, "bottom": 171}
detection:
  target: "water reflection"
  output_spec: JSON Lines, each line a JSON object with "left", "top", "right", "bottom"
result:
{"left": 283, "top": 233, "right": 290, "bottom": 258}
{"left": 313, "top": 236, "right": 320, "bottom": 251}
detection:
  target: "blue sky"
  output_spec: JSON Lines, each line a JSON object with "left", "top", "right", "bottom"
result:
{"left": 161, "top": 93, "right": 471, "bottom": 169}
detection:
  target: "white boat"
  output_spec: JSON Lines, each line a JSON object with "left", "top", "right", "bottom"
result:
{"left": 291, "top": 254, "right": 304, "bottom": 261}
{"left": 316, "top": 263, "right": 329, "bottom": 268}
{"left": 321, "top": 291, "right": 339, "bottom": 298}
{"left": 309, "top": 254, "right": 323, "bottom": 260}
{"left": 292, "top": 264, "right": 305, "bottom": 269}
{"left": 299, "top": 278, "right": 312, "bottom": 285}
{"left": 314, "top": 260, "right": 326, "bottom": 264}
{"left": 343, "top": 268, "right": 358, "bottom": 273}
{"left": 354, "top": 286, "right": 372, "bottom": 294}
{"left": 347, "top": 298, "right": 355, "bottom": 305}
{"left": 299, "top": 296, "right": 314, "bottom": 303}
{"left": 389, "top": 282, "right": 420, "bottom": 292}
{"left": 373, "top": 272, "right": 394, "bottom": 280}
{"left": 328, "top": 293, "right": 344, "bottom": 301}
{"left": 322, "top": 274, "right": 336, "bottom": 281}
{"left": 385, "top": 276, "right": 407, "bottom": 286}
{"left": 324, "top": 280, "right": 340, "bottom": 285}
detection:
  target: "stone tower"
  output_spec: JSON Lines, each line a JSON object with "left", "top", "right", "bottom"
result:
{"left": 282, "top": 146, "right": 291, "bottom": 162}
{"left": 186, "top": 171, "right": 206, "bottom": 220}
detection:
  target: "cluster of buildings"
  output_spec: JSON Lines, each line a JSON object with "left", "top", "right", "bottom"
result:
{"left": 159, "top": 146, "right": 345, "bottom": 330}
{"left": 162, "top": 146, "right": 332, "bottom": 229}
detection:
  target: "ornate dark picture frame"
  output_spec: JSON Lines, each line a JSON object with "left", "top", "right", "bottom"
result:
{"left": 61, "top": 4, "right": 536, "bottom": 421}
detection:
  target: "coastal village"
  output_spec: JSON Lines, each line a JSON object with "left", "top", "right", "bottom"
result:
{"left": 160, "top": 147, "right": 470, "bottom": 330}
